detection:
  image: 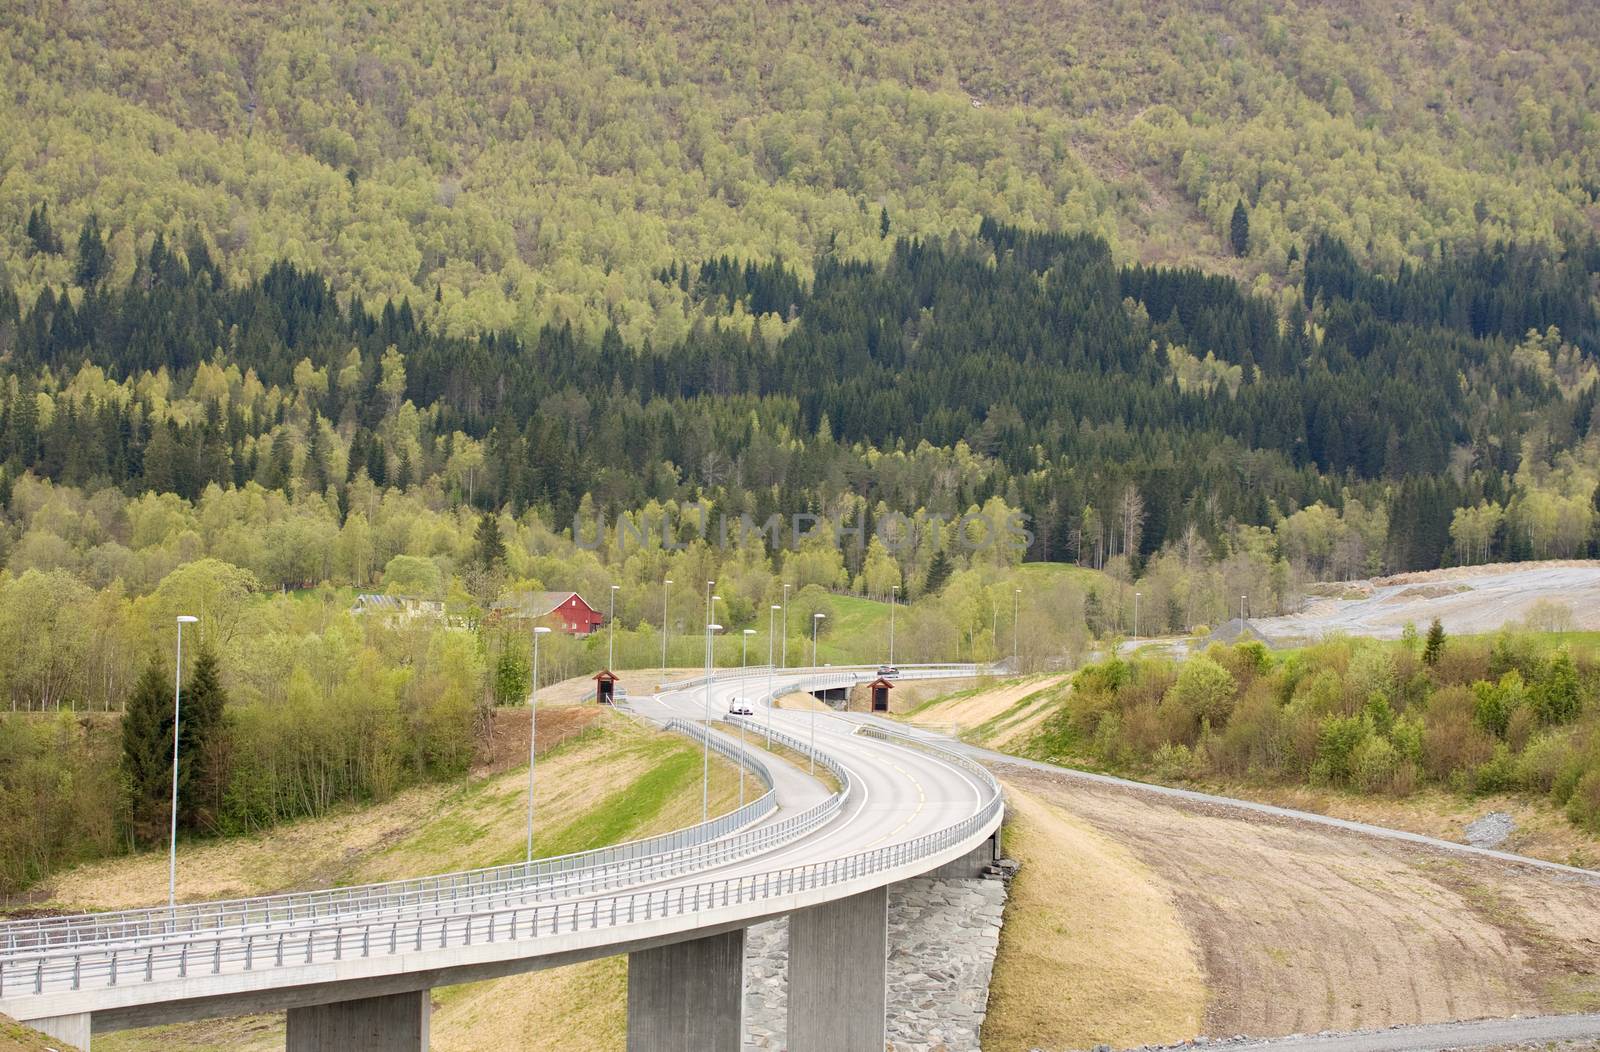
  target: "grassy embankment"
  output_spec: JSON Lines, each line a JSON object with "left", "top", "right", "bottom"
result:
{"left": 52, "top": 709, "right": 746, "bottom": 1052}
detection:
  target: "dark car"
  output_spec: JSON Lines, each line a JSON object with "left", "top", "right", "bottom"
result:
{"left": 877, "top": 665, "right": 899, "bottom": 678}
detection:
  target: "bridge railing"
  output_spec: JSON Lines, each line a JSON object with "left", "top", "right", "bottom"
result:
{"left": 0, "top": 670, "right": 999, "bottom": 1000}
{"left": 0, "top": 751, "right": 995, "bottom": 1001}
{"left": 657, "top": 663, "right": 984, "bottom": 693}
{"left": 1, "top": 721, "right": 783, "bottom": 954}
{"left": 1, "top": 677, "right": 868, "bottom": 957}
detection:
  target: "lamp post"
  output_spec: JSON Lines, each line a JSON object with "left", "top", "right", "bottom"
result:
{"left": 781, "top": 583, "right": 790, "bottom": 669}
{"left": 167, "top": 615, "right": 198, "bottom": 910}
{"left": 889, "top": 584, "right": 898, "bottom": 666}
{"left": 526, "top": 625, "right": 551, "bottom": 865}
{"left": 1240, "top": 594, "right": 1247, "bottom": 623}
{"left": 810, "top": 612, "right": 825, "bottom": 776}
{"left": 1013, "top": 587, "right": 1021, "bottom": 670}
{"left": 703, "top": 619, "right": 722, "bottom": 822}
{"left": 766, "top": 604, "right": 779, "bottom": 747}
{"left": 607, "top": 584, "right": 619, "bottom": 670}
{"left": 739, "top": 629, "right": 755, "bottom": 807}
{"left": 661, "top": 578, "right": 672, "bottom": 671}
{"left": 1134, "top": 591, "right": 1141, "bottom": 644}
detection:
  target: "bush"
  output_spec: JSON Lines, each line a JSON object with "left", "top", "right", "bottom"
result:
{"left": 1421, "top": 686, "right": 1497, "bottom": 782}
{"left": 1473, "top": 743, "right": 1519, "bottom": 794}
{"left": 1516, "top": 730, "right": 1575, "bottom": 794}
{"left": 1313, "top": 713, "right": 1370, "bottom": 785}
{"left": 1352, "top": 735, "right": 1400, "bottom": 793}
{"left": 1564, "top": 769, "right": 1600, "bottom": 832}
{"left": 1532, "top": 651, "right": 1582, "bottom": 725}
{"left": 1471, "top": 671, "right": 1525, "bottom": 738}
{"left": 1162, "top": 656, "right": 1238, "bottom": 741}
{"left": 1151, "top": 742, "right": 1198, "bottom": 781}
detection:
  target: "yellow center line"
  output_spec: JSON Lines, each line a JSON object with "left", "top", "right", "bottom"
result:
{"left": 862, "top": 758, "right": 927, "bottom": 849}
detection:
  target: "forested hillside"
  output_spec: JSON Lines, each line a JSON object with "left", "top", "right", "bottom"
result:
{"left": 2, "top": 218, "right": 1597, "bottom": 595}
{"left": 2, "top": 0, "right": 1597, "bottom": 342}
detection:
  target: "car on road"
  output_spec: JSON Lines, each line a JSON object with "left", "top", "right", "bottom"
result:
{"left": 727, "top": 699, "right": 755, "bottom": 716}
{"left": 877, "top": 665, "right": 899, "bottom": 678}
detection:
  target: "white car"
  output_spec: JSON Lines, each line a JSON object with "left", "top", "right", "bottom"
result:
{"left": 727, "top": 699, "right": 755, "bottom": 717}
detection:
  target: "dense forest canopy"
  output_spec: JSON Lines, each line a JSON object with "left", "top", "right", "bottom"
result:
{"left": 2, "top": 0, "right": 1598, "bottom": 344}
{"left": 0, "top": 218, "right": 1597, "bottom": 582}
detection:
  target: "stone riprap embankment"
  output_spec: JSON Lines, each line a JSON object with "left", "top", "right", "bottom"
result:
{"left": 744, "top": 873, "right": 1008, "bottom": 1051}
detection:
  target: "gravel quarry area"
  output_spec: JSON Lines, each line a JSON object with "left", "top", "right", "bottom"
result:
{"left": 1251, "top": 562, "right": 1600, "bottom": 643}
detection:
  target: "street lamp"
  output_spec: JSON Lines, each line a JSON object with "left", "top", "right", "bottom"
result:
{"left": 739, "top": 629, "right": 755, "bottom": 807}
{"left": 1134, "top": 591, "right": 1141, "bottom": 644}
{"left": 1240, "top": 594, "right": 1247, "bottom": 623}
{"left": 167, "top": 615, "right": 198, "bottom": 909}
{"left": 810, "top": 612, "right": 826, "bottom": 775}
{"left": 889, "top": 584, "right": 898, "bottom": 666}
{"left": 703, "top": 620, "right": 722, "bottom": 821}
{"left": 661, "top": 579, "right": 673, "bottom": 671}
{"left": 766, "top": 604, "right": 780, "bottom": 747}
{"left": 607, "top": 584, "right": 619, "bottom": 671}
{"left": 1013, "top": 587, "right": 1021, "bottom": 669}
{"left": 781, "top": 583, "right": 790, "bottom": 669}
{"left": 526, "top": 625, "right": 551, "bottom": 864}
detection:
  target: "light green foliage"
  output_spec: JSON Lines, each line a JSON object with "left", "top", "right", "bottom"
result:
{"left": 3, "top": 0, "right": 1596, "bottom": 337}
{"left": 1019, "top": 633, "right": 1600, "bottom": 832}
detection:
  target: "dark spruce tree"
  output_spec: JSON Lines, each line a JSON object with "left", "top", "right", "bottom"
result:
{"left": 73, "top": 212, "right": 110, "bottom": 288}
{"left": 475, "top": 511, "right": 506, "bottom": 568}
{"left": 181, "top": 646, "right": 230, "bottom": 834}
{"left": 120, "top": 659, "right": 174, "bottom": 846}
{"left": 1230, "top": 200, "right": 1250, "bottom": 257}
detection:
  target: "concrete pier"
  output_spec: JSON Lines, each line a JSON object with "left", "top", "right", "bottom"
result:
{"left": 284, "top": 990, "right": 429, "bottom": 1051}
{"left": 626, "top": 928, "right": 747, "bottom": 1052}
{"left": 787, "top": 886, "right": 888, "bottom": 1051}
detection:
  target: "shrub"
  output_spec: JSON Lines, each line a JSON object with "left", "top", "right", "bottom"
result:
{"left": 1516, "top": 730, "right": 1575, "bottom": 794}
{"left": 1151, "top": 742, "right": 1197, "bottom": 781}
{"left": 1421, "top": 686, "right": 1497, "bottom": 782}
{"left": 1422, "top": 619, "right": 1446, "bottom": 667}
{"left": 1532, "top": 651, "right": 1582, "bottom": 725}
{"left": 1564, "top": 769, "right": 1600, "bottom": 832}
{"left": 1171, "top": 652, "right": 1241, "bottom": 725}
{"left": 1346, "top": 644, "right": 1398, "bottom": 712}
{"left": 1473, "top": 743, "right": 1519, "bottom": 794}
{"left": 1313, "top": 713, "right": 1370, "bottom": 785}
{"left": 1213, "top": 682, "right": 1289, "bottom": 778}
{"left": 1471, "top": 671, "right": 1525, "bottom": 738}
{"left": 1352, "top": 735, "right": 1400, "bottom": 793}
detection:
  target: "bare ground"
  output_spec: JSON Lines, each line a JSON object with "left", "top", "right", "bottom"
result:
{"left": 993, "top": 764, "right": 1600, "bottom": 1044}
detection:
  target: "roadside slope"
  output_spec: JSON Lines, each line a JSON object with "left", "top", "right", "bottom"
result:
{"left": 85, "top": 710, "right": 745, "bottom": 1052}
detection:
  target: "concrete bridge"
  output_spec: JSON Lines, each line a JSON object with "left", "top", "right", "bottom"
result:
{"left": 0, "top": 665, "right": 1004, "bottom": 1051}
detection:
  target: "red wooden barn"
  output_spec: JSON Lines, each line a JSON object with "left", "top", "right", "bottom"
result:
{"left": 491, "top": 590, "right": 604, "bottom": 636}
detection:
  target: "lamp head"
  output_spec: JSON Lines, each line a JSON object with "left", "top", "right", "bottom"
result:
{"left": 534, "top": 626, "right": 552, "bottom": 635}
{"left": 743, "top": 629, "right": 756, "bottom": 635}
{"left": 814, "top": 612, "right": 826, "bottom": 619}
{"left": 176, "top": 615, "right": 199, "bottom": 624}
{"left": 708, "top": 623, "right": 723, "bottom": 632}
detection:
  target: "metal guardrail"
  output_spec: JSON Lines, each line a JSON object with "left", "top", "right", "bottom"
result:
{"left": 658, "top": 663, "right": 984, "bottom": 694}
{"left": 0, "top": 768, "right": 995, "bottom": 1000}
{"left": 0, "top": 669, "right": 999, "bottom": 1001}
{"left": 2, "top": 721, "right": 786, "bottom": 954}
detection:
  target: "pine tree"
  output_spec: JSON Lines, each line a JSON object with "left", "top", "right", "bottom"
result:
{"left": 74, "top": 213, "right": 110, "bottom": 288}
{"left": 1229, "top": 200, "right": 1250, "bottom": 257}
{"left": 1422, "top": 618, "right": 1446, "bottom": 667}
{"left": 121, "top": 659, "right": 173, "bottom": 845}
{"left": 923, "top": 548, "right": 953, "bottom": 595}
{"left": 25, "top": 203, "right": 61, "bottom": 255}
{"left": 181, "top": 646, "right": 229, "bottom": 832}
{"left": 879, "top": 206, "right": 890, "bottom": 239}
{"left": 475, "top": 511, "right": 506, "bottom": 568}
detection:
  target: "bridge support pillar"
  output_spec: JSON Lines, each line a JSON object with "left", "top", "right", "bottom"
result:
{"left": 285, "top": 989, "right": 429, "bottom": 1051}
{"left": 32, "top": 1013, "right": 91, "bottom": 1050}
{"left": 626, "top": 927, "right": 746, "bottom": 1051}
{"left": 787, "top": 885, "right": 888, "bottom": 1051}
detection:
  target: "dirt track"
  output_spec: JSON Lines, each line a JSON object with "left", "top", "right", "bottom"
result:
{"left": 994, "top": 763, "right": 1600, "bottom": 1041}
{"left": 1255, "top": 562, "right": 1600, "bottom": 642}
